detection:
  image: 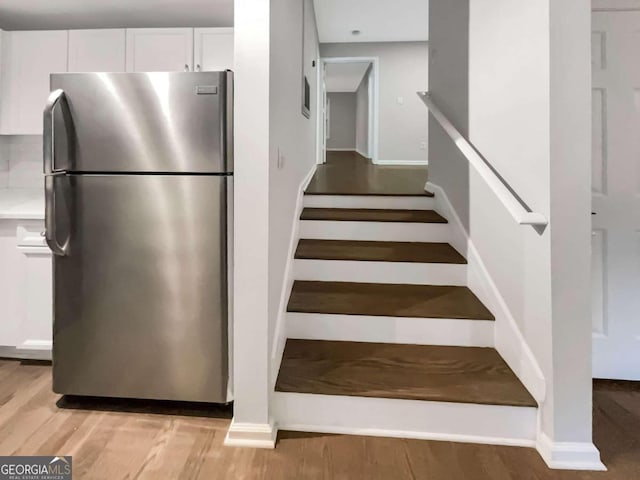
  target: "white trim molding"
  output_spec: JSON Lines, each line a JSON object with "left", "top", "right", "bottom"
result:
{"left": 270, "top": 165, "right": 318, "bottom": 388}
{"left": 326, "top": 148, "right": 357, "bottom": 151}
{"left": 274, "top": 392, "right": 537, "bottom": 447}
{"left": 319, "top": 56, "right": 380, "bottom": 163}
{"left": 224, "top": 419, "right": 277, "bottom": 449}
{"left": 373, "top": 159, "right": 428, "bottom": 166}
{"left": 426, "top": 180, "right": 546, "bottom": 402}
{"left": 536, "top": 432, "right": 606, "bottom": 471}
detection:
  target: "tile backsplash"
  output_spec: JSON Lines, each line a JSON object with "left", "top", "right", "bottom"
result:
{"left": 0, "top": 135, "right": 43, "bottom": 189}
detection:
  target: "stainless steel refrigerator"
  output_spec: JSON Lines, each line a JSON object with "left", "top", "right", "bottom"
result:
{"left": 44, "top": 72, "right": 233, "bottom": 403}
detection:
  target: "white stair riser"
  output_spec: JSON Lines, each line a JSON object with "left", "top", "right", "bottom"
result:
{"left": 294, "top": 259, "right": 466, "bottom": 285}
{"left": 287, "top": 313, "right": 494, "bottom": 347}
{"left": 303, "top": 195, "right": 435, "bottom": 210}
{"left": 273, "top": 392, "right": 537, "bottom": 447}
{"left": 299, "top": 220, "right": 451, "bottom": 242}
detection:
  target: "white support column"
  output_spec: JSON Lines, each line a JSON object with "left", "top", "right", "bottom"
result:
{"left": 542, "top": 0, "right": 604, "bottom": 470}
{"left": 225, "top": 0, "right": 276, "bottom": 448}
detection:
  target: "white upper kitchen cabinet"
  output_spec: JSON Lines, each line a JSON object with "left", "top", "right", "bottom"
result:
{"left": 68, "top": 29, "right": 126, "bottom": 72}
{"left": 194, "top": 28, "right": 234, "bottom": 72}
{"left": 126, "top": 28, "right": 194, "bottom": 72}
{"left": 0, "top": 30, "right": 68, "bottom": 135}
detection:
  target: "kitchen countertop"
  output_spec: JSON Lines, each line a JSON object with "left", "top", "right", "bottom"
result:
{"left": 0, "top": 188, "right": 45, "bottom": 220}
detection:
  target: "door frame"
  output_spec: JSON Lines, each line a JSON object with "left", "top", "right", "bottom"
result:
{"left": 316, "top": 56, "right": 380, "bottom": 164}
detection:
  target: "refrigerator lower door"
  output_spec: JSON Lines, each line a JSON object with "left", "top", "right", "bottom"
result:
{"left": 52, "top": 174, "right": 229, "bottom": 403}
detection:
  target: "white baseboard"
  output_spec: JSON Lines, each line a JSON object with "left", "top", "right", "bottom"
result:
{"left": 0, "top": 345, "right": 51, "bottom": 361}
{"left": 270, "top": 165, "right": 318, "bottom": 389}
{"left": 373, "top": 159, "right": 429, "bottom": 166}
{"left": 536, "top": 432, "right": 606, "bottom": 471}
{"left": 273, "top": 392, "right": 537, "bottom": 447}
{"left": 303, "top": 194, "right": 435, "bottom": 210}
{"left": 287, "top": 312, "right": 494, "bottom": 347}
{"left": 326, "top": 148, "right": 356, "bottom": 152}
{"left": 426, "top": 181, "right": 546, "bottom": 403}
{"left": 224, "top": 419, "right": 277, "bottom": 449}
{"left": 355, "top": 148, "right": 370, "bottom": 159}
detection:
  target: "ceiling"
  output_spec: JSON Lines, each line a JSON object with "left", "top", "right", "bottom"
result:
{"left": 0, "top": 0, "right": 233, "bottom": 30}
{"left": 325, "top": 62, "right": 371, "bottom": 92}
{"left": 313, "top": 0, "right": 429, "bottom": 44}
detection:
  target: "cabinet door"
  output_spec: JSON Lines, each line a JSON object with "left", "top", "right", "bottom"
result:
{"left": 16, "top": 224, "right": 52, "bottom": 356}
{"left": 194, "top": 28, "right": 234, "bottom": 72}
{"left": 0, "top": 31, "right": 68, "bottom": 134}
{"left": 68, "top": 29, "right": 126, "bottom": 72}
{"left": 126, "top": 28, "right": 194, "bottom": 72}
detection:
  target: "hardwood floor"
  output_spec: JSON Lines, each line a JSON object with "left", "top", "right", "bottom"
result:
{"left": 300, "top": 207, "right": 447, "bottom": 223}
{"left": 305, "top": 151, "right": 432, "bottom": 196}
{"left": 0, "top": 359, "right": 638, "bottom": 479}
{"left": 275, "top": 340, "right": 536, "bottom": 406}
{"left": 295, "top": 240, "right": 467, "bottom": 264}
{"left": 287, "top": 281, "right": 495, "bottom": 320}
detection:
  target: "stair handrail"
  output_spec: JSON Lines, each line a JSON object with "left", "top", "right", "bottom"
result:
{"left": 417, "top": 91, "right": 548, "bottom": 228}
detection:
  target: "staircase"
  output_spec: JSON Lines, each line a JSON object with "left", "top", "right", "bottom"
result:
{"left": 273, "top": 189, "right": 538, "bottom": 446}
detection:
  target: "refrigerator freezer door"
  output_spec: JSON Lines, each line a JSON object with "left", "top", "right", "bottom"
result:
{"left": 50, "top": 72, "right": 232, "bottom": 173}
{"left": 52, "top": 174, "right": 229, "bottom": 402}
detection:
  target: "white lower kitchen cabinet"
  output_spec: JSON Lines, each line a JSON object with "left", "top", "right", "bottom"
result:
{"left": 0, "top": 30, "right": 68, "bottom": 134}
{"left": 194, "top": 28, "right": 234, "bottom": 71}
{"left": 0, "top": 220, "right": 52, "bottom": 360}
{"left": 126, "top": 28, "right": 194, "bottom": 72}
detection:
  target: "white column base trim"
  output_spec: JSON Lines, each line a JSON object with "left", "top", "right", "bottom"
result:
{"left": 536, "top": 432, "right": 606, "bottom": 471}
{"left": 224, "top": 419, "right": 278, "bottom": 448}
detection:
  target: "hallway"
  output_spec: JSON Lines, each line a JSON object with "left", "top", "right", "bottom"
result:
{"left": 306, "top": 151, "right": 430, "bottom": 196}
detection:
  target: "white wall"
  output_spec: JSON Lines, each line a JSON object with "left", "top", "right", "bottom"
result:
{"left": 327, "top": 92, "right": 356, "bottom": 150}
{"left": 268, "top": 0, "right": 318, "bottom": 382}
{"left": 430, "top": 0, "right": 598, "bottom": 465}
{"left": 355, "top": 69, "right": 370, "bottom": 157}
{"left": 320, "top": 42, "right": 428, "bottom": 164}
{"left": 0, "top": 136, "right": 42, "bottom": 189}
{"left": 465, "top": 0, "right": 597, "bottom": 464}
{"left": 428, "top": 0, "right": 469, "bottom": 227}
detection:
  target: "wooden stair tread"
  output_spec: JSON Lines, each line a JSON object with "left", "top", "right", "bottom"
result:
{"left": 300, "top": 208, "right": 447, "bottom": 223}
{"left": 288, "top": 281, "right": 495, "bottom": 320}
{"left": 295, "top": 240, "right": 467, "bottom": 264}
{"left": 304, "top": 191, "right": 435, "bottom": 197}
{"left": 275, "top": 339, "right": 537, "bottom": 407}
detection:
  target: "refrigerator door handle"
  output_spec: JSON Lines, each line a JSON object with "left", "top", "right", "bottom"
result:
{"left": 43, "top": 88, "right": 66, "bottom": 175}
{"left": 45, "top": 175, "right": 69, "bottom": 256}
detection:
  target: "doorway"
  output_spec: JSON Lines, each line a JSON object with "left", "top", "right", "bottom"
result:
{"left": 591, "top": 10, "right": 640, "bottom": 380}
{"left": 317, "top": 57, "right": 379, "bottom": 165}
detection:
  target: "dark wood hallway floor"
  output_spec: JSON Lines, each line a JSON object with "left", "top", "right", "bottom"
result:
{"left": 0, "top": 359, "right": 638, "bottom": 479}
{"left": 305, "top": 151, "right": 431, "bottom": 196}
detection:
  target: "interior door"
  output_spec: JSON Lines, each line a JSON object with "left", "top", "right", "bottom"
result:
{"left": 52, "top": 174, "right": 229, "bottom": 402}
{"left": 591, "top": 11, "right": 640, "bottom": 380}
